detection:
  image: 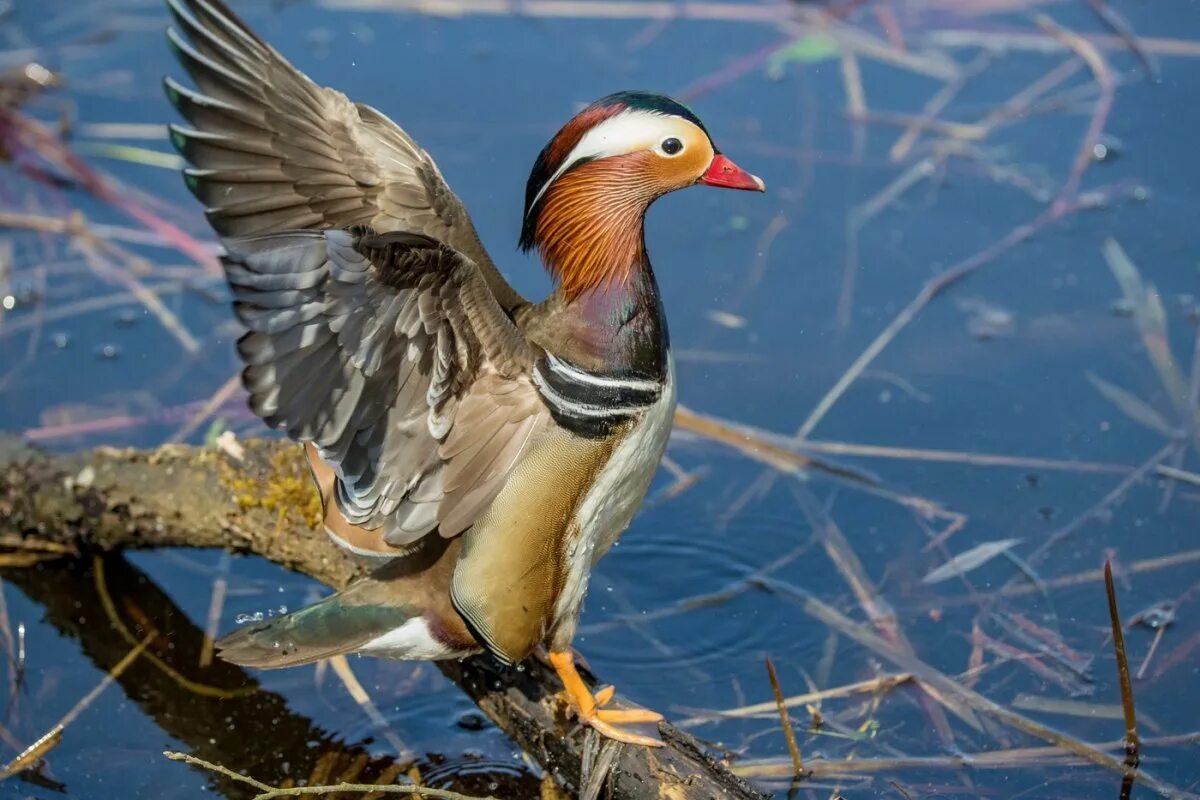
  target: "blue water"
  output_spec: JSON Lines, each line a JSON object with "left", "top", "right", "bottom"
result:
{"left": 2, "top": 0, "right": 1199, "bottom": 797}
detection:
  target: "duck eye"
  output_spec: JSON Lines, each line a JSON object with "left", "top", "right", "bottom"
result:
{"left": 660, "top": 137, "right": 683, "bottom": 156}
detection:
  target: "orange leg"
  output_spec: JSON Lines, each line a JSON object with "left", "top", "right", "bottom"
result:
{"left": 548, "top": 650, "right": 664, "bottom": 747}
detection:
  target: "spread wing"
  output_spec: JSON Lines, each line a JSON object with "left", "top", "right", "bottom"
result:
{"left": 163, "top": 0, "right": 524, "bottom": 312}
{"left": 223, "top": 228, "right": 549, "bottom": 550}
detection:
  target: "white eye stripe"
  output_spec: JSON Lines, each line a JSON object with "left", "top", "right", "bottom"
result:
{"left": 529, "top": 109, "right": 685, "bottom": 214}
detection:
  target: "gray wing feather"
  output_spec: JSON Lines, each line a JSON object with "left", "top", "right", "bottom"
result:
{"left": 164, "top": 0, "right": 525, "bottom": 313}
{"left": 223, "top": 228, "right": 544, "bottom": 549}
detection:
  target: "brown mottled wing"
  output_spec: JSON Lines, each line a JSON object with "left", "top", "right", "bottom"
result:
{"left": 222, "top": 228, "right": 547, "bottom": 550}
{"left": 163, "top": 0, "right": 523, "bottom": 311}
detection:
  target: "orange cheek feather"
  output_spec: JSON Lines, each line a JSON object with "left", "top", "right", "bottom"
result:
{"left": 534, "top": 155, "right": 654, "bottom": 298}
{"left": 533, "top": 140, "right": 715, "bottom": 298}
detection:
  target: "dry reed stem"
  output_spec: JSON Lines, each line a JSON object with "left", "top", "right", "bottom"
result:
{"left": 0, "top": 211, "right": 202, "bottom": 251}
{"left": 2, "top": 109, "right": 218, "bottom": 272}
{"left": 791, "top": 487, "right": 900, "bottom": 642}
{"left": 804, "top": 439, "right": 1200, "bottom": 488}
{"left": 328, "top": 655, "right": 413, "bottom": 760}
{"left": 324, "top": 0, "right": 960, "bottom": 77}
{"left": 580, "top": 541, "right": 811, "bottom": 636}
{"left": 1136, "top": 625, "right": 1168, "bottom": 682}
{"left": 1027, "top": 440, "right": 1179, "bottom": 565}
{"left": 166, "top": 750, "right": 493, "bottom": 799}
{"left": 792, "top": 485, "right": 969, "bottom": 741}
{"left": 0, "top": 726, "right": 61, "bottom": 781}
{"left": 1104, "top": 563, "right": 1141, "bottom": 772}
{"left": 198, "top": 552, "right": 229, "bottom": 668}
{"left": 1162, "top": 326, "right": 1200, "bottom": 508}
{"left": 839, "top": 49, "right": 867, "bottom": 122}
{"left": 922, "top": 547, "right": 1200, "bottom": 610}
{"left": 60, "top": 632, "right": 157, "bottom": 728}
{"left": 169, "top": 373, "right": 244, "bottom": 444}
{"left": 0, "top": 282, "right": 189, "bottom": 340}
{"left": 1103, "top": 238, "right": 1197, "bottom": 432}
{"left": 794, "top": 184, "right": 1124, "bottom": 442}
{"left": 761, "top": 578, "right": 1194, "bottom": 799}
{"left": 788, "top": 15, "right": 1121, "bottom": 448}
{"left": 977, "top": 58, "right": 1085, "bottom": 131}
{"left": 764, "top": 658, "right": 804, "bottom": 776}
{"left": 890, "top": 51, "right": 992, "bottom": 162}
{"left": 1087, "top": 0, "right": 1159, "bottom": 78}
{"left": 976, "top": 633, "right": 1084, "bottom": 697}
{"left": 848, "top": 111, "right": 985, "bottom": 141}
{"left": 1011, "top": 695, "right": 1158, "bottom": 732}
{"left": 0, "top": 210, "right": 201, "bottom": 353}
{"left": 737, "top": 732, "right": 1200, "bottom": 780}
{"left": 673, "top": 406, "right": 873, "bottom": 485}
{"left": 920, "top": 28, "right": 1200, "bottom": 58}
{"left": 789, "top": 6, "right": 959, "bottom": 80}
{"left": 74, "top": 234, "right": 201, "bottom": 354}
{"left": 1035, "top": 14, "right": 1115, "bottom": 212}
{"left": 677, "top": 35, "right": 792, "bottom": 102}
{"left": 677, "top": 674, "right": 912, "bottom": 727}
{"left": 837, "top": 152, "right": 945, "bottom": 330}
{"left": 673, "top": 405, "right": 956, "bottom": 521}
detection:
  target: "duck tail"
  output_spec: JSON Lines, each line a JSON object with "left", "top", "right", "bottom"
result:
{"left": 216, "top": 587, "right": 413, "bottom": 669}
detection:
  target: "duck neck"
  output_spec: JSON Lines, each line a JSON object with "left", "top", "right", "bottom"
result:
{"left": 553, "top": 253, "right": 667, "bottom": 378}
{"left": 525, "top": 242, "right": 668, "bottom": 380}
{"left": 528, "top": 163, "right": 669, "bottom": 379}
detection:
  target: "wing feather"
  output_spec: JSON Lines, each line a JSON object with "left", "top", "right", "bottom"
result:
{"left": 165, "top": 0, "right": 525, "bottom": 312}
{"left": 221, "top": 228, "right": 547, "bottom": 551}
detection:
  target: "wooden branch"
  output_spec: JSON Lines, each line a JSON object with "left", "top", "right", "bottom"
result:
{"left": 0, "top": 437, "right": 767, "bottom": 800}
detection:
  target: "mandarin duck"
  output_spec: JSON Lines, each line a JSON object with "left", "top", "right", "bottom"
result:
{"left": 164, "top": 0, "right": 764, "bottom": 746}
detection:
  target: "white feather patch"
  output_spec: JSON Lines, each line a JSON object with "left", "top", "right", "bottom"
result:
{"left": 360, "top": 617, "right": 467, "bottom": 660}
{"left": 550, "top": 354, "right": 677, "bottom": 645}
{"left": 530, "top": 109, "right": 682, "bottom": 212}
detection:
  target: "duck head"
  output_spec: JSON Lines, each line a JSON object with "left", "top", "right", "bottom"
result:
{"left": 520, "top": 91, "right": 764, "bottom": 298}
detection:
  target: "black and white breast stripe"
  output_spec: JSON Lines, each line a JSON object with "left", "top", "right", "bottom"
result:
{"left": 532, "top": 352, "right": 664, "bottom": 437}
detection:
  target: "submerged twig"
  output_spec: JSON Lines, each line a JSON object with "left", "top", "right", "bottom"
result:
{"left": 1027, "top": 441, "right": 1178, "bottom": 565}
{"left": 329, "top": 655, "right": 413, "bottom": 760}
{"left": 918, "top": 27, "right": 1200, "bottom": 59}
{"left": 166, "top": 750, "right": 494, "bottom": 799}
{"left": 890, "top": 51, "right": 992, "bottom": 162}
{"left": 759, "top": 578, "right": 1194, "bottom": 799}
{"left": 1035, "top": 14, "right": 1115, "bottom": 211}
{"left": 0, "top": 632, "right": 154, "bottom": 781}
{"left": 1103, "top": 238, "right": 1196, "bottom": 432}
{"left": 1087, "top": 0, "right": 1159, "bottom": 79}
{"left": 796, "top": 185, "right": 1128, "bottom": 441}
{"left": 920, "top": 548, "right": 1200, "bottom": 610}
{"left": 1011, "top": 695, "right": 1157, "bottom": 732}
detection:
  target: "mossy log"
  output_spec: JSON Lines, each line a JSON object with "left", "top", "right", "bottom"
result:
{"left": 0, "top": 437, "right": 768, "bottom": 800}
